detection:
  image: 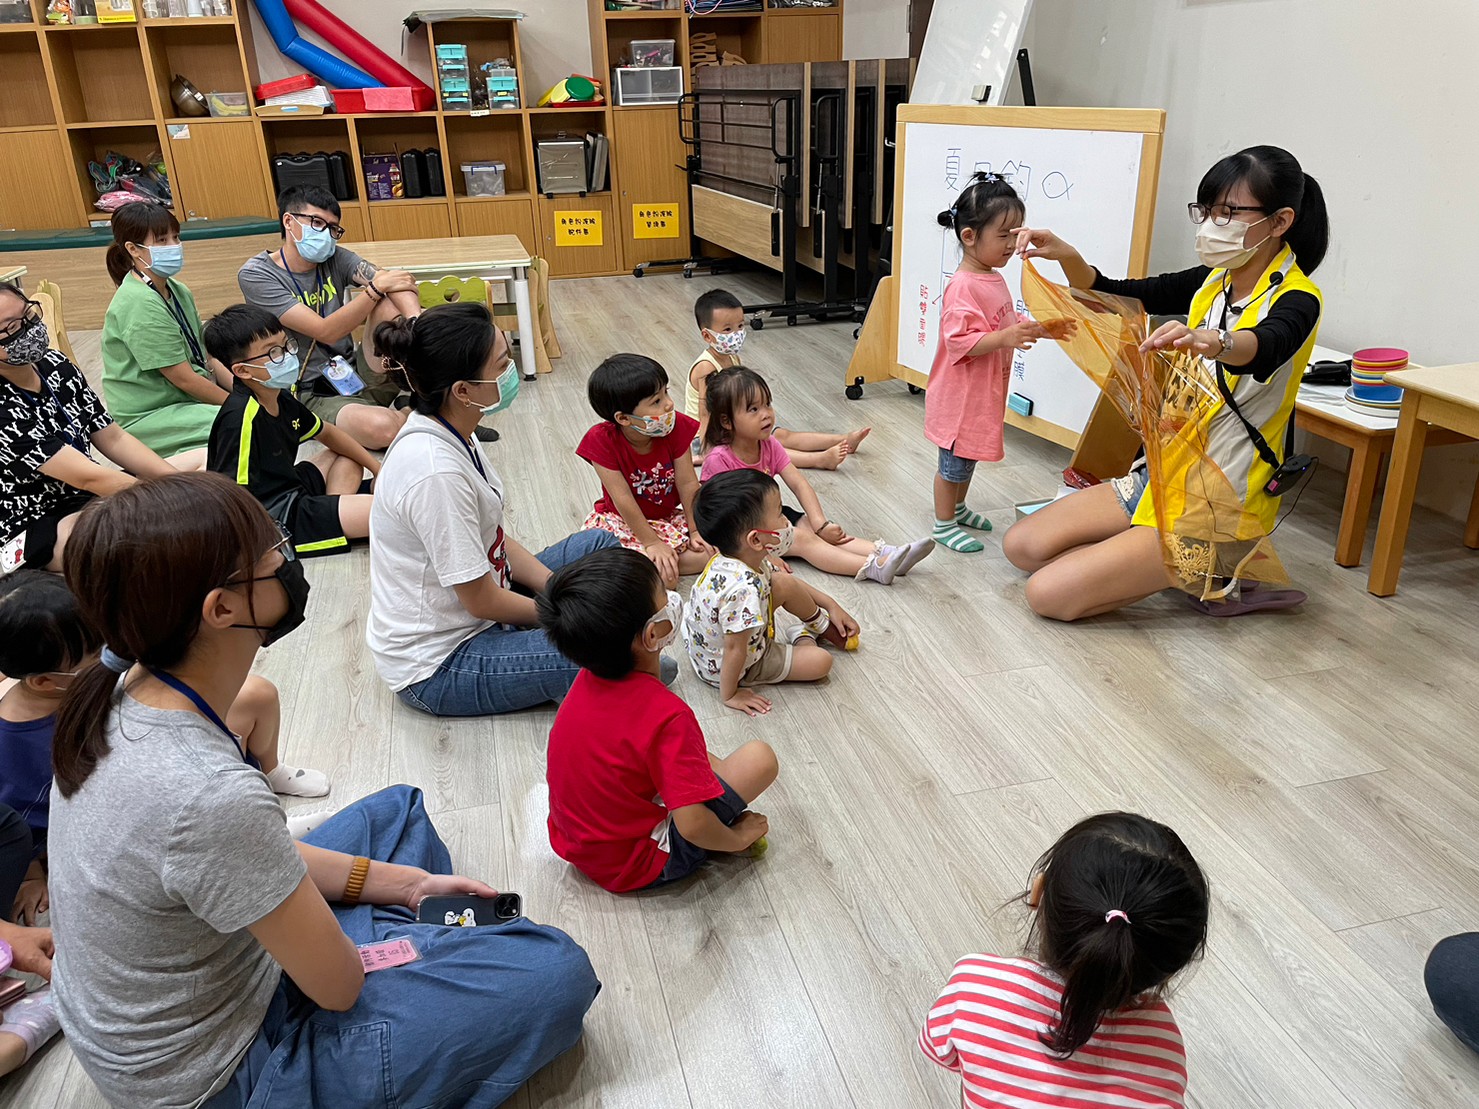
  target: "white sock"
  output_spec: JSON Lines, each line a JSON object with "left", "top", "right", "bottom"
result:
{"left": 0, "top": 987, "right": 60, "bottom": 1063}
{"left": 267, "top": 763, "right": 331, "bottom": 798}
{"left": 285, "top": 807, "right": 336, "bottom": 840}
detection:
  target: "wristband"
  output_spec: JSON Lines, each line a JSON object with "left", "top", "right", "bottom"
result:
{"left": 367, "top": 278, "right": 384, "bottom": 302}
{"left": 343, "top": 856, "right": 371, "bottom": 904}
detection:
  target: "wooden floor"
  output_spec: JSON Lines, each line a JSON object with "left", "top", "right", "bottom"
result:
{"left": 6, "top": 272, "right": 1479, "bottom": 1109}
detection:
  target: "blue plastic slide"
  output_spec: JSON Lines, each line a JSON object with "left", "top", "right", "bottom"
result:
{"left": 250, "top": 0, "right": 383, "bottom": 89}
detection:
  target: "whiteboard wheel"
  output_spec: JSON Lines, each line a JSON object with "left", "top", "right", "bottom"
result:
{"left": 845, "top": 383, "right": 864, "bottom": 400}
{"left": 908, "top": 384, "right": 922, "bottom": 395}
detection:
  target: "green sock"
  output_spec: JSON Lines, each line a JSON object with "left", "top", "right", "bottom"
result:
{"left": 955, "top": 503, "right": 992, "bottom": 531}
{"left": 933, "top": 518, "right": 984, "bottom": 553}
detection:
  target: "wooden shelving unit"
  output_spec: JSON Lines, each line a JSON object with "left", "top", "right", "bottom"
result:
{"left": 0, "top": 1, "right": 842, "bottom": 280}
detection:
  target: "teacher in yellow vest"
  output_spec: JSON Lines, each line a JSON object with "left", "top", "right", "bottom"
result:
{"left": 1003, "top": 145, "right": 1329, "bottom": 621}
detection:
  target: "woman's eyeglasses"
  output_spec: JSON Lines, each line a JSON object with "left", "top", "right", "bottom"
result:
{"left": 1188, "top": 203, "right": 1267, "bottom": 227}
{"left": 0, "top": 302, "right": 42, "bottom": 345}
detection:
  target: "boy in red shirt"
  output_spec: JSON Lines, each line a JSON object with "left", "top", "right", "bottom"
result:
{"left": 536, "top": 546, "right": 777, "bottom": 892}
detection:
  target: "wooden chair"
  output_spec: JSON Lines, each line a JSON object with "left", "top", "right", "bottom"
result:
{"left": 34, "top": 279, "right": 77, "bottom": 365}
{"left": 488, "top": 256, "right": 561, "bottom": 374}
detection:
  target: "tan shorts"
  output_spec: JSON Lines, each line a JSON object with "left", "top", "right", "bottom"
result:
{"left": 301, "top": 346, "right": 403, "bottom": 424}
{"left": 739, "top": 637, "right": 793, "bottom": 686}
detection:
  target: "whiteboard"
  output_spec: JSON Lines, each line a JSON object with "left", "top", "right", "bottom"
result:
{"left": 912, "top": 0, "right": 1034, "bottom": 107}
{"left": 896, "top": 121, "right": 1146, "bottom": 435}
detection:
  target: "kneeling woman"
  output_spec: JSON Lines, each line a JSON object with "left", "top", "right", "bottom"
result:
{"left": 48, "top": 474, "right": 598, "bottom": 1108}
{"left": 367, "top": 304, "right": 640, "bottom": 717}
{"left": 1004, "top": 145, "right": 1328, "bottom": 621}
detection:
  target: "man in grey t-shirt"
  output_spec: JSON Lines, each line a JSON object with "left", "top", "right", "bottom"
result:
{"left": 237, "top": 185, "right": 421, "bottom": 450}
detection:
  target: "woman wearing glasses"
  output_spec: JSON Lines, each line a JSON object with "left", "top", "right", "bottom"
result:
{"left": 100, "top": 202, "right": 235, "bottom": 465}
{"left": 238, "top": 186, "right": 422, "bottom": 452}
{"left": 1003, "top": 145, "right": 1329, "bottom": 621}
{"left": 0, "top": 283, "right": 179, "bottom": 576}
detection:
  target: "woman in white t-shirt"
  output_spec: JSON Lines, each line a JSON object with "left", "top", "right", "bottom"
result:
{"left": 368, "top": 304, "right": 671, "bottom": 716}
{"left": 48, "top": 472, "right": 598, "bottom": 1108}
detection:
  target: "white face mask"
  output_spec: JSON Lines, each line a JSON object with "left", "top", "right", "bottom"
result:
{"left": 645, "top": 590, "right": 683, "bottom": 652}
{"left": 1195, "top": 215, "right": 1269, "bottom": 270}
{"left": 628, "top": 409, "right": 676, "bottom": 438}
{"left": 757, "top": 522, "right": 794, "bottom": 557}
{"left": 707, "top": 328, "right": 746, "bottom": 356}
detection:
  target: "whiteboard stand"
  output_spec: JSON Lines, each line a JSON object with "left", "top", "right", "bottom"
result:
{"left": 845, "top": 105, "right": 1165, "bottom": 452}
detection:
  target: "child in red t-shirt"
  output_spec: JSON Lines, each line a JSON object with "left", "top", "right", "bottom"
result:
{"left": 577, "top": 353, "right": 708, "bottom": 588}
{"left": 536, "top": 545, "right": 777, "bottom": 893}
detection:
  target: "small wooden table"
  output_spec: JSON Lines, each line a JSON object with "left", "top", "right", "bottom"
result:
{"left": 1367, "top": 364, "right": 1479, "bottom": 595}
{"left": 357, "top": 236, "right": 537, "bottom": 378}
{"left": 0, "top": 265, "right": 25, "bottom": 284}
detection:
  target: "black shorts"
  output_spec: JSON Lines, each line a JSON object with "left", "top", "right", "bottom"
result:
{"left": 1, "top": 492, "right": 95, "bottom": 575}
{"left": 781, "top": 505, "right": 804, "bottom": 526}
{"left": 276, "top": 462, "right": 349, "bottom": 559}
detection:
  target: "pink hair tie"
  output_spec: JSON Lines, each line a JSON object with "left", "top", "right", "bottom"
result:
{"left": 1105, "top": 909, "right": 1131, "bottom": 925}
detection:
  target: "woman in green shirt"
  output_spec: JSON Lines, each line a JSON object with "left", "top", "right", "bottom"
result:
{"left": 101, "top": 204, "right": 234, "bottom": 465}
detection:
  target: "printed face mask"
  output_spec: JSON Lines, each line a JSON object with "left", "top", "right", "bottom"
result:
{"left": 644, "top": 589, "right": 683, "bottom": 652}
{"left": 146, "top": 243, "right": 185, "bottom": 277}
{"left": 707, "top": 328, "right": 746, "bottom": 356}
{"left": 628, "top": 409, "right": 676, "bottom": 438}
{"left": 480, "top": 362, "right": 520, "bottom": 416}
{"left": 757, "top": 522, "right": 794, "bottom": 557}
{"left": 1194, "top": 215, "right": 1269, "bottom": 270}
{"left": 293, "top": 219, "right": 336, "bottom": 264}
{"left": 0, "top": 319, "right": 49, "bottom": 367}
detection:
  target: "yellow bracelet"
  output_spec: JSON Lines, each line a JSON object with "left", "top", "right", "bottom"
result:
{"left": 342, "top": 856, "right": 371, "bottom": 905}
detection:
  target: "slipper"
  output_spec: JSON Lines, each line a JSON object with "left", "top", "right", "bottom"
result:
{"left": 1187, "top": 584, "right": 1307, "bottom": 617}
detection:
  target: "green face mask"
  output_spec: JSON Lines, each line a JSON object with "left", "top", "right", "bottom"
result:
{"left": 479, "top": 362, "right": 520, "bottom": 416}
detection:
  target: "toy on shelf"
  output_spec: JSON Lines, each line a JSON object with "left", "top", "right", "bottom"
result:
{"left": 536, "top": 75, "right": 604, "bottom": 108}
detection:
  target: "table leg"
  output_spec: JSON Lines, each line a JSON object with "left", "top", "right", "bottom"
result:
{"left": 1465, "top": 476, "right": 1479, "bottom": 550}
{"left": 1336, "top": 439, "right": 1383, "bottom": 567}
{"left": 511, "top": 266, "right": 537, "bottom": 380}
{"left": 1368, "top": 400, "right": 1429, "bottom": 596}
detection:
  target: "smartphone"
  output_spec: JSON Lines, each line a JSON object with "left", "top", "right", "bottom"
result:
{"left": 416, "top": 893, "right": 523, "bottom": 927}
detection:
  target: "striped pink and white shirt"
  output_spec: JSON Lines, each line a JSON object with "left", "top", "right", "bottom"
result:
{"left": 920, "top": 954, "right": 1188, "bottom": 1109}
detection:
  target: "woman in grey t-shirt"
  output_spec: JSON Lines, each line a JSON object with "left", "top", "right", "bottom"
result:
{"left": 47, "top": 473, "right": 598, "bottom": 1109}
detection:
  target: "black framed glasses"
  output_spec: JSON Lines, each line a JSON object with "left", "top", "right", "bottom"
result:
{"left": 289, "top": 212, "right": 347, "bottom": 240}
{"left": 1188, "top": 203, "right": 1267, "bottom": 226}
{"left": 0, "top": 301, "right": 42, "bottom": 345}
{"left": 245, "top": 338, "right": 300, "bottom": 367}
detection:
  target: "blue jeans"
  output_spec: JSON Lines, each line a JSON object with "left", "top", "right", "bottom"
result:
{"left": 937, "top": 445, "right": 977, "bottom": 483}
{"left": 1426, "top": 933, "right": 1479, "bottom": 1054}
{"left": 204, "top": 786, "right": 600, "bottom": 1109}
{"left": 399, "top": 531, "right": 619, "bottom": 716}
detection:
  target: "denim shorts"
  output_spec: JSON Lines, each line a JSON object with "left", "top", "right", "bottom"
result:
{"left": 937, "top": 445, "right": 977, "bottom": 483}
{"left": 1110, "top": 468, "right": 1149, "bottom": 518}
{"left": 648, "top": 776, "right": 748, "bottom": 887}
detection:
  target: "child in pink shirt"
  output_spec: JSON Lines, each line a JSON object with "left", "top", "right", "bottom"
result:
{"left": 925, "top": 173, "right": 1052, "bottom": 553}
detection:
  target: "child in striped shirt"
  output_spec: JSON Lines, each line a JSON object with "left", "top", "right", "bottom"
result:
{"left": 921, "top": 812, "right": 1209, "bottom": 1108}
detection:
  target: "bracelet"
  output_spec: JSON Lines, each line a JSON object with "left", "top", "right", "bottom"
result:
{"left": 366, "top": 278, "right": 383, "bottom": 302}
{"left": 342, "top": 856, "right": 371, "bottom": 904}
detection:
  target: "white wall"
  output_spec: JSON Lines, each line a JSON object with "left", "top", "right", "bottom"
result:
{"left": 1020, "top": 0, "right": 1479, "bottom": 521}
{"left": 843, "top": 0, "right": 909, "bottom": 60}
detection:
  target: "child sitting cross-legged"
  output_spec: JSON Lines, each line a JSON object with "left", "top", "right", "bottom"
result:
{"left": 684, "top": 469, "right": 860, "bottom": 716}
{"left": 537, "top": 545, "right": 777, "bottom": 892}
{"left": 576, "top": 353, "right": 708, "bottom": 588}
{"left": 203, "top": 304, "right": 380, "bottom": 559}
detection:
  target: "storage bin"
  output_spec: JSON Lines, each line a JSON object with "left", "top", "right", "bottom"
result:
{"left": 485, "top": 65, "right": 519, "bottom": 109}
{"left": 206, "top": 91, "right": 249, "bottom": 118}
{"left": 614, "top": 66, "right": 683, "bottom": 106}
{"left": 461, "top": 161, "right": 507, "bottom": 197}
{"left": 629, "top": 39, "right": 676, "bottom": 67}
{"left": 536, "top": 140, "right": 588, "bottom": 194}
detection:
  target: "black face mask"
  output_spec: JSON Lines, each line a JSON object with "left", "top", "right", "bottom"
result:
{"left": 235, "top": 556, "right": 310, "bottom": 646}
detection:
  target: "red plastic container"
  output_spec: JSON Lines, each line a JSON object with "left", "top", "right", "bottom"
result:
{"left": 255, "top": 74, "right": 318, "bottom": 102}
{"left": 333, "top": 87, "right": 436, "bottom": 114}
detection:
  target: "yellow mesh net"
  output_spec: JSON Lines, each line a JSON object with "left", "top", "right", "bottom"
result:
{"left": 1020, "top": 261, "right": 1289, "bottom": 600}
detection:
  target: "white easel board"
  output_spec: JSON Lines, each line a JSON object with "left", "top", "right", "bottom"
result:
{"left": 891, "top": 106, "right": 1164, "bottom": 447}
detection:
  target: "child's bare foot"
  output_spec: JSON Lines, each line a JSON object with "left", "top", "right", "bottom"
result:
{"left": 817, "top": 443, "right": 849, "bottom": 470}
{"left": 844, "top": 427, "right": 871, "bottom": 453}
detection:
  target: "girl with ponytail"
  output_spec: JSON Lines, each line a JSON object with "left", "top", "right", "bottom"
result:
{"left": 47, "top": 472, "right": 597, "bottom": 1108}
{"left": 922, "top": 812, "right": 1208, "bottom": 1107}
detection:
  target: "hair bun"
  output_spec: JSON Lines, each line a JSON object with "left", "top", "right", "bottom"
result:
{"left": 936, "top": 209, "right": 955, "bottom": 228}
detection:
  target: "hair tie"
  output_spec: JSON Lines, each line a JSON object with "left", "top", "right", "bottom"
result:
{"left": 1105, "top": 909, "right": 1131, "bottom": 925}
{"left": 949, "top": 206, "right": 958, "bottom": 218}
{"left": 100, "top": 646, "right": 134, "bottom": 674}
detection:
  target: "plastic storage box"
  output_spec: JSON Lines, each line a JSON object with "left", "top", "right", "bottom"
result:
{"left": 461, "top": 161, "right": 507, "bottom": 197}
{"left": 614, "top": 66, "right": 683, "bottom": 106}
{"left": 206, "top": 91, "right": 249, "bottom": 118}
{"left": 629, "top": 39, "right": 676, "bottom": 67}
{"left": 484, "top": 64, "right": 519, "bottom": 109}
{"left": 536, "top": 140, "right": 588, "bottom": 194}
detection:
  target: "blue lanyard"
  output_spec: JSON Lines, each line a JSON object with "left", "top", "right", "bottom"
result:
{"left": 280, "top": 251, "right": 326, "bottom": 316}
{"left": 432, "top": 413, "right": 488, "bottom": 481}
{"left": 147, "top": 275, "right": 207, "bottom": 369}
{"left": 147, "top": 668, "right": 247, "bottom": 762}
{"left": 14, "top": 374, "right": 87, "bottom": 453}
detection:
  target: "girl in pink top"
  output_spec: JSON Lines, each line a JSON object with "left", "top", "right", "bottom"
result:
{"left": 925, "top": 173, "right": 1054, "bottom": 553}
{"left": 701, "top": 367, "right": 934, "bottom": 585}
{"left": 922, "top": 812, "right": 1209, "bottom": 1108}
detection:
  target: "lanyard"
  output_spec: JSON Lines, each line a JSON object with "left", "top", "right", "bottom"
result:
{"left": 432, "top": 413, "right": 488, "bottom": 481}
{"left": 148, "top": 276, "right": 207, "bottom": 370}
{"left": 147, "top": 668, "right": 247, "bottom": 762}
{"left": 280, "top": 251, "right": 326, "bottom": 316}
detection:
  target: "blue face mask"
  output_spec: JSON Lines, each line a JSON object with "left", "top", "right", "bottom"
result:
{"left": 244, "top": 352, "right": 301, "bottom": 391}
{"left": 294, "top": 221, "right": 336, "bottom": 264}
{"left": 479, "top": 362, "right": 520, "bottom": 416}
{"left": 146, "top": 243, "right": 184, "bottom": 277}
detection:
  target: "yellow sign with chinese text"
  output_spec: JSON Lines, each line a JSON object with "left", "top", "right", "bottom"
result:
{"left": 555, "top": 210, "right": 603, "bottom": 247}
{"left": 632, "top": 203, "right": 680, "bottom": 239}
